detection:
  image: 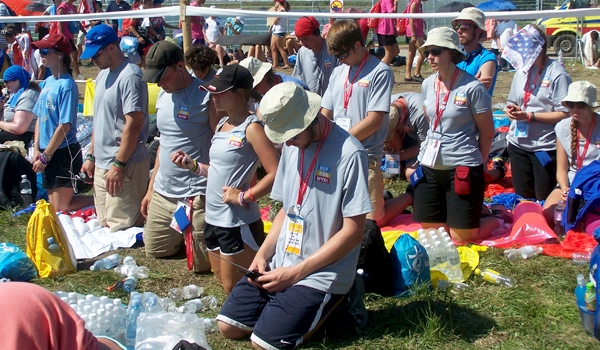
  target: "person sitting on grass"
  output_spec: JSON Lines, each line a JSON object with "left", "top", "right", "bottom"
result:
{"left": 543, "top": 81, "right": 600, "bottom": 227}
{"left": 217, "top": 82, "right": 372, "bottom": 349}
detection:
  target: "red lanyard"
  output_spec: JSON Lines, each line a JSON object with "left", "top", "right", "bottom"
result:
{"left": 343, "top": 52, "right": 369, "bottom": 110}
{"left": 297, "top": 120, "right": 330, "bottom": 205}
{"left": 577, "top": 118, "right": 596, "bottom": 170}
{"left": 433, "top": 68, "right": 459, "bottom": 132}
{"left": 523, "top": 59, "right": 546, "bottom": 109}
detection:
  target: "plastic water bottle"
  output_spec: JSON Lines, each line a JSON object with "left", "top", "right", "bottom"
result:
{"left": 575, "top": 274, "right": 587, "bottom": 308}
{"left": 47, "top": 237, "right": 61, "bottom": 255}
{"left": 204, "top": 318, "right": 218, "bottom": 333}
{"left": 182, "top": 284, "right": 204, "bottom": 299}
{"left": 90, "top": 254, "right": 121, "bottom": 271}
{"left": 573, "top": 252, "right": 591, "bottom": 265}
{"left": 437, "top": 280, "right": 469, "bottom": 291}
{"left": 475, "top": 268, "right": 516, "bottom": 288}
{"left": 201, "top": 295, "right": 218, "bottom": 310}
{"left": 554, "top": 200, "right": 566, "bottom": 238}
{"left": 503, "top": 246, "right": 543, "bottom": 261}
{"left": 19, "top": 175, "right": 33, "bottom": 207}
{"left": 584, "top": 282, "right": 596, "bottom": 311}
{"left": 123, "top": 276, "right": 137, "bottom": 293}
{"left": 445, "top": 242, "right": 464, "bottom": 283}
{"left": 168, "top": 287, "right": 184, "bottom": 302}
{"left": 182, "top": 298, "right": 204, "bottom": 313}
{"left": 125, "top": 297, "right": 142, "bottom": 347}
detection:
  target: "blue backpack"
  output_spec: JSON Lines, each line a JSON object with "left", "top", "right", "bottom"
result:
{"left": 390, "top": 234, "right": 430, "bottom": 296}
{"left": 588, "top": 227, "right": 600, "bottom": 339}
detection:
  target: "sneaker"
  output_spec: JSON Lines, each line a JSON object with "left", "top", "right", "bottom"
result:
{"left": 412, "top": 74, "right": 425, "bottom": 83}
{"left": 344, "top": 273, "right": 368, "bottom": 331}
{"left": 76, "top": 74, "right": 85, "bottom": 80}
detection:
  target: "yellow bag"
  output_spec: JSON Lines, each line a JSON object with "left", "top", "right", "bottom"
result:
{"left": 26, "top": 200, "right": 77, "bottom": 278}
{"left": 83, "top": 79, "right": 161, "bottom": 116}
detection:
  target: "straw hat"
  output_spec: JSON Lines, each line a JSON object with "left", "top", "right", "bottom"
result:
{"left": 452, "top": 7, "right": 487, "bottom": 39}
{"left": 259, "top": 82, "right": 322, "bottom": 144}
{"left": 419, "top": 27, "right": 465, "bottom": 60}
{"left": 561, "top": 81, "right": 599, "bottom": 108}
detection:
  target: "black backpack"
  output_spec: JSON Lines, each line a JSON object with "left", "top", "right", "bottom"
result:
{"left": 0, "top": 150, "right": 37, "bottom": 209}
{"left": 357, "top": 220, "right": 394, "bottom": 296}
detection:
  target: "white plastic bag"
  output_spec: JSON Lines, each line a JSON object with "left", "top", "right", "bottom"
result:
{"left": 135, "top": 312, "right": 211, "bottom": 350}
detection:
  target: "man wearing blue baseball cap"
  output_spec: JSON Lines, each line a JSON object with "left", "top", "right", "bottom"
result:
{"left": 80, "top": 24, "right": 150, "bottom": 233}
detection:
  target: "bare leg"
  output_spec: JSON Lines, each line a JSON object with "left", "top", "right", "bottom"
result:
{"left": 405, "top": 40, "right": 417, "bottom": 79}
{"left": 381, "top": 43, "right": 399, "bottom": 65}
{"left": 414, "top": 38, "right": 425, "bottom": 77}
{"left": 215, "top": 44, "right": 226, "bottom": 66}
{"left": 377, "top": 193, "right": 413, "bottom": 228}
{"left": 542, "top": 188, "right": 563, "bottom": 228}
{"left": 71, "top": 51, "right": 81, "bottom": 77}
{"left": 270, "top": 36, "right": 279, "bottom": 69}
{"left": 220, "top": 243, "right": 257, "bottom": 295}
{"left": 47, "top": 187, "right": 94, "bottom": 212}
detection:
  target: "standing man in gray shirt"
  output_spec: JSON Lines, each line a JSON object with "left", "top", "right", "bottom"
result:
{"left": 140, "top": 41, "right": 218, "bottom": 272}
{"left": 80, "top": 24, "right": 149, "bottom": 232}
{"left": 291, "top": 16, "right": 338, "bottom": 96}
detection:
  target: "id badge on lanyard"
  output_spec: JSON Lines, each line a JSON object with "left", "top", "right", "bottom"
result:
{"left": 421, "top": 134, "right": 441, "bottom": 167}
{"left": 283, "top": 205, "right": 304, "bottom": 256}
{"left": 515, "top": 120, "right": 529, "bottom": 138}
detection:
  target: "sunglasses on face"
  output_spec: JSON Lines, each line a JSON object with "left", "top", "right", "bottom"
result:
{"left": 454, "top": 23, "right": 474, "bottom": 31}
{"left": 91, "top": 45, "right": 108, "bottom": 60}
{"left": 40, "top": 48, "right": 58, "bottom": 56}
{"left": 423, "top": 48, "right": 446, "bottom": 57}
{"left": 334, "top": 49, "right": 351, "bottom": 60}
{"left": 564, "top": 101, "right": 589, "bottom": 109}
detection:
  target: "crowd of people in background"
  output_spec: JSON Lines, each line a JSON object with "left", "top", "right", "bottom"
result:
{"left": 1, "top": 2, "right": 600, "bottom": 349}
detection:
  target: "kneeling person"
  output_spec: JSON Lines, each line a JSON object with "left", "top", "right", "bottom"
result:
{"left": 217, "top": 83, "right": 372, "bottom": 349}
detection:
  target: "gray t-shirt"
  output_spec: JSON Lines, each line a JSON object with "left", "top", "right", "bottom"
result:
{"left": 321, "top": 55, "right": 393, "bottom": 160}
{"left": 418, "top": 71, "right": 491, "bottom": 169}
{"left": 555, "top": 116, "right": 600, "bottom": 184}
{"left": 390, "top": 92, "right": 428, "bottom": 148}
{"left": 507, "top": 59, "right": 571, "bottom": 152}
{"left": 292, "top": 44, "right": 338, "bottom": 96}
{"left": 2, "top": 88, "right": 39, "bottom": 133}
{"left": 153, "top": 79, "right": 212, "bottom": 198}
{"left": 269, "top": 123, "right": 372, "bottom": 295}
{"left": 205, "top": 115, "right": 262, "bottom": 228}
{"left": 93, "top": 59, "right": 149, "bottom": 169}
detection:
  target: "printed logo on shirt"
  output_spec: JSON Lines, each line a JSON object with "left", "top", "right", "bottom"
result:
{"left": 323, "top": 59, "right": 332, "bottom": 69}
{"left": 229, "top": 131, "right": 245, "bottom": 147}
{"left": 177, "top": 106, "right": 189, "bottom": 120}
{"left": 541, "top": 76, "right": 551, "bottom": 88}
{"left": 595, "top": 136, "right": 600, "bottom": 148}
{"left": 357, "top": 78, "right": 370, "bottom": 88}
{"left": 454, "top": 92, "right": 467, "bottom": 106}
{"left": 315, "top": 165, "right": 331, "bottom": 184}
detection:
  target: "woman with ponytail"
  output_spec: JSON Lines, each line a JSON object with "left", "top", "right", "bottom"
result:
{"left": 543, "top": 81, "right": 600, "bottom": 226}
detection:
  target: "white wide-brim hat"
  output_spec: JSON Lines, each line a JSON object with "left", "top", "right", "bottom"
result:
{"left": 419, "top": 27, "right": 465, "bottom": 60}
{"left": 561, "top": 81, "right": 600, "bottom": 108}
{"left": 239, "top": 57, "right": 272, "bottom": 88}
{"left": 259, "top": 82, "right": 322, "bottom": 144}
{"left": 452, "top": 7, "right": 487, "bottom": 39}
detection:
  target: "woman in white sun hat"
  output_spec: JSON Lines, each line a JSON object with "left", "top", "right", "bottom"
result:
{"left": 412, "top": 27, "right": 496, "bottom": 243}
{"left": 543, "top": 81, "right": 600, "bottom": 226}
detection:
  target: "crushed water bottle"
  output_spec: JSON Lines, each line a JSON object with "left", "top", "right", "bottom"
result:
{"left": 115, "top": 264, "right": 150, "bottom": 279}
{"left": 182, "top": 284, "right": 204, "bottom": 299}
{"left": 182, "top": 298, "right": 204, "bottom": 313}
{"left": 160, "top": 297, "right": 178, "bottom": 312}
{"left": 503, "top": 246, "right": 543, "bottom": 261}
{"left": 204, "top": 318, "right": 218, "bottom": 333}
{"left": 47, "top": 237, "right": 61, "bottom": 255}
{"left": 437, "top": 280, "right": 469, "bottom": 292}
{"left": 201, "top": 295, "right": 218, "bottom": 310}
{"left": 90, "top": 254, "right": 121, "bottom": 271}
{"left": 168, "top": 287, "right": 184, "bottom": 302}
{"left": 19, "top": 175, "right": 33, "bottom": 207}
{"left": 475, "top": 268, "right": 516, "bottom": 288}
{"left": 123, "top": 276, "right": 137, "bottom": 293}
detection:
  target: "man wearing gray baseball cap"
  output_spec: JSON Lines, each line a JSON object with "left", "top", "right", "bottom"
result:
{"left": 217, "top": 82, "right": 372, "bottom": 349}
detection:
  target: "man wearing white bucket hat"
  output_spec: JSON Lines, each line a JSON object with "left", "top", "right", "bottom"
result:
{"left": 217, "top": 82, "right": 372, "bottom": 349}
{"left": 452, "top": 7, "right": 498, "bottom": 95}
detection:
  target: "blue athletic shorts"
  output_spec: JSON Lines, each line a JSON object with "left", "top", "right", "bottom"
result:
{"left": 217, "top": 279, "right": 344, "bottom": 349}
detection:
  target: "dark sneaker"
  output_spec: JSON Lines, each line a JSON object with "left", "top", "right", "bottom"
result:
{"left": 344, "top": 273, "right": 368, "bottom": 331}
{"left": 412, "top": 74, "right": 425, "bottom": 83}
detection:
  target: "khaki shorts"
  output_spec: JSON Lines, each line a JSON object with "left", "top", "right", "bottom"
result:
{"left": 367, "top": 159, "right": 384, "bottom": 221}
{"left": 94, "top": 158, "right": 149, "bottom": 232}
{"left": 385, "top": 104, "right": 400, "bottom": 143}
{"left": 76, "top": 30, "right": 86, "bottom": 47}
{"left": 143, "top": 190, "right": 210, "bottom": 272}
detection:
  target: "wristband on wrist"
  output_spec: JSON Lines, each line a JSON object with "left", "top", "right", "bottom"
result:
{"left": 85, "top": 154, "right": 95, "bottom": 162}
{"left": 531, "top": 112, "right": 536, "bottom": 122}
{"left": 112, "top": 161, "right": 124, "bottom": 170}
{"left": 239, "top": 191, "right": 249, "bottom": 208}
{"left": 40, "top": 152, "right": 51, "bottom": 165}
{"left": 198, "top": 163, "right": 206, "bottom": 177}
{"left": 191, "top": 159, "right": 198, "bottom": 172}
{"left": 527, "top": 112, "right": 532, "bottom": 123}
{"left": 248, "top": 187, "right": 256, "bottom": 202}
{"left": 113, "top": 159, "right": 126, "bottom": 167}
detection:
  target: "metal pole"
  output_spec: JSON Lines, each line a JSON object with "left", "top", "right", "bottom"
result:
{"left": 180, "top": 0, "right": 192, "bottom": 53}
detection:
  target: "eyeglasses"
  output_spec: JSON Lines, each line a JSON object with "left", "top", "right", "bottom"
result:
{"left": 564, "top": 101, "right": 589, "bottom": 109}
{"left": 40, "top": 48, "right": 59, "bottom": 56}
{"left": 334, "top": 49, "right": 351, "bottom": 60}
{"left": 453, "top": 23, "right": 474, "bottom": 31}
{"left": 91, "top": 46, "right": 108, "bottom": 60}
{"left": 423, "top": 48, "right": 446, "bottom": 57}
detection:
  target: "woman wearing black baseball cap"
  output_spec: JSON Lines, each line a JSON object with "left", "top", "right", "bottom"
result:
{"left": 171, "top": 64, "right": 280, "bottom": 295}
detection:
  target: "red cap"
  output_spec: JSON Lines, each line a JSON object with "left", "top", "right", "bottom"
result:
{"left": 32, "top": 33, "right": 72, "bottom": 55}
{"left": 295, "top": 16, "right": 320, "bottom": 38}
